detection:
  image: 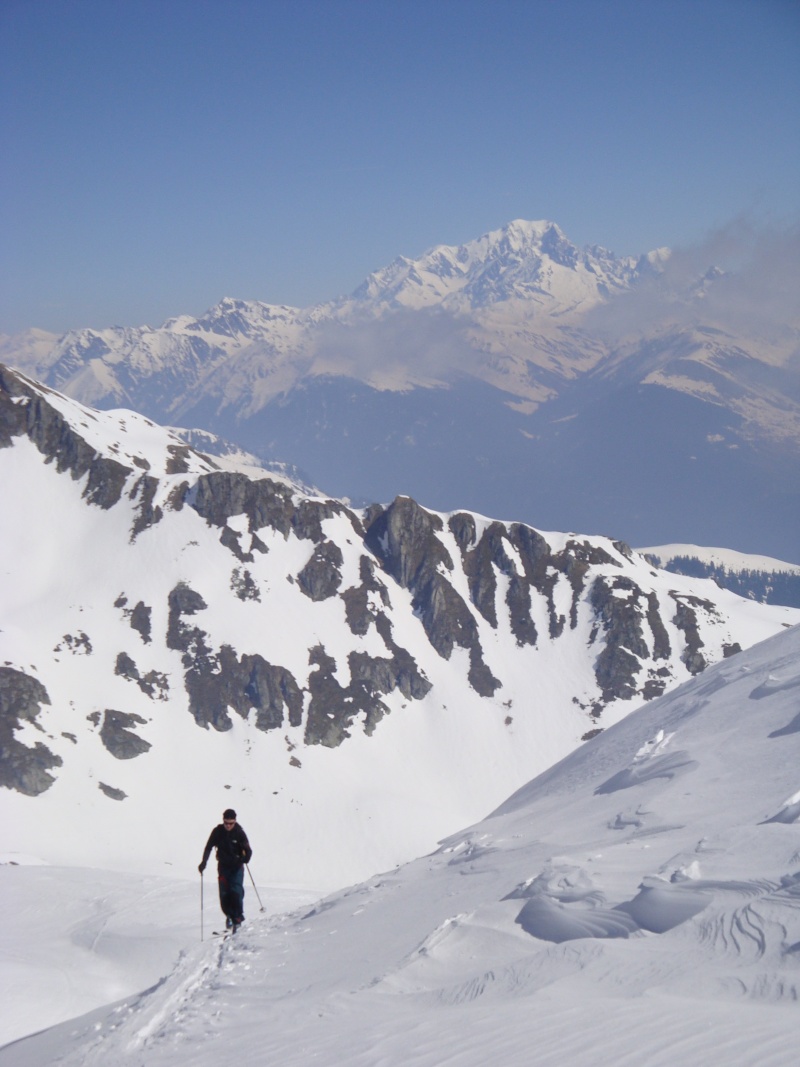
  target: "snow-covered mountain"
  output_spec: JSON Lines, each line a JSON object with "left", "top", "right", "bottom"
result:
{"left": 4, "top": 219, "right": 798, "bottom": 559}
{"left": 3, "top": 220, "right": 647, "bottom": 407}
{"left": 2, "top": 363, "right": 797, "bottom": 892}
{"left": 3, "top": 623, "right": 799, "bottom": 1064}
{"left": 643, "top": 543, "right": 800, "bottom": 607}
{"left": 345, "top": 218, "right": 653, "bottom": 313}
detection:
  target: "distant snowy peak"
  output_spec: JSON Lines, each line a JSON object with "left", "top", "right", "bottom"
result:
{"left": 1, "top": 219, "right": 670, "bottom": 403}
{"left": 0, "top": 327, "right": 59, "bottom": 370}
{"left": 176, "top": 296, "right": 323, "bottom": 340}
{"left": 349, "top": 219, "right": 649, "bottom": 313}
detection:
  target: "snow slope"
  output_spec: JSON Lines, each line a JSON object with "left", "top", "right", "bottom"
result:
{"left": 3, "top": 624, "right": 799, "bottom": 1065}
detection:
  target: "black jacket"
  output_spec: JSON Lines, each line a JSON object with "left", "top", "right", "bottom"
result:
{"left": 201, "top": 823, "right": 252, "bottom": 871}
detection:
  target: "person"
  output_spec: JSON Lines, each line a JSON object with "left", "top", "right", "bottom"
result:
{"left": 198, "top": 808, "right": 252, "bottom": 929}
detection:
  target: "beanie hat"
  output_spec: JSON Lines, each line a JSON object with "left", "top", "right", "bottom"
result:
{"left": 223, "top": 808, "right": 237, "bottom": 819}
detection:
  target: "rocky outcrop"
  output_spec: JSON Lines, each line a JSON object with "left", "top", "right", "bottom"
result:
{"left": 671, "top": 594, "right": 712, "bottom": 675}
{"left": 590, "top": 576, "right": 672, "bottom": 704}
{"left": 365, "top": 498, "right": 500, "bottom": 696}
{"left": 99, "top": 710, "right": 152, "bottom": 759}
{"left": 166, "top": 444, "right": 194, "bottom": 474}
{"left": 0, "top": 667, "right": 61, "bottom": 795}
{"left": 183, "top": 644, "right": 303, "bottom": 733}
{"left": 130, "top": 601, "right": 153, "bottom": 643}
{"left": 553, "top": 540, "right": 621, "bottom": 632}
{"left": 129, "top": 474, "right": 163, "bottom": 538}
{"left": 230, "top": 567, "right": 261, "bottom": 601}
{"left": 341, "top": 556, "right": 391, "bottom": 636}
{"left": 449, "top": 515, "right": 515, "bottom": 629}
{"left": 114, "top": 652, "right": 169, "bottom": 699}
{"left": 54, "top": 632, "right": 93, "bottom": 655}
{"left": 167, "top": 582, "right": 210, "bottom": 659}
{"left": 0, "top": 365, "right": 130, "bottom": 508}
{"left": 0, "top": 366, "right": 178, "bottom": 543}
{"left": 447, "top": 516, "right": 621, "bottom": 646}
{"left": 298, "top": 540, "right": 344, "bottom": 601}
{"left": 190, "top": 471, "right": 357, "bottom": 543}
{"left": 305, "top": 644, "right": 382, "bottom": 747}
{"left": 115, "top": 596, "right": 154, "bottom": 643}
{"left": 372, "top": 614, "right": 432, "bottom": 701}
{"left": 305, "top": 601, "right": 432, "bottom": 746}
{"left": 98, "top": 782, "right": 127, "bottom": 800}
{"left": 165, "top": 580, "right": 304, "bottom": 731}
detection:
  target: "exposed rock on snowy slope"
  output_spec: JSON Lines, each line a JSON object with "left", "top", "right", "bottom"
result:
{"left": 5, "top": 219, "right": 798, "bottom": 558}
{"left": 1, "top": 364, "right": 797, "bottom": 886}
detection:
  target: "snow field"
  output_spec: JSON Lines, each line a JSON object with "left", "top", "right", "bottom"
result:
{"left": 2, "top": 626, "right": 799, "bottom": 1064}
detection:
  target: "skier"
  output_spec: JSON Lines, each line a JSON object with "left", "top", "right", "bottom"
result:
{"left": 198, "top": 808, "right": 253, "bottom": 930}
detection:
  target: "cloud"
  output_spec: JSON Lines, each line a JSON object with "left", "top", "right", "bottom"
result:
{"left": 307, "top": 306, "right": 479, "bottom": 388}
{"left": 586, "top": 217, "right": 800, "bottom": 343}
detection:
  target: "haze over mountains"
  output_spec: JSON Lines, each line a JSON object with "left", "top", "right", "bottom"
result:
{"left": 3, "top": 219, "right": 798, "bottom": 560}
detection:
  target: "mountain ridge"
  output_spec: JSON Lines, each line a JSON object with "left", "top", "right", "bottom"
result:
{"left": 2, "top": 363, "right": 797, "bottom": 888}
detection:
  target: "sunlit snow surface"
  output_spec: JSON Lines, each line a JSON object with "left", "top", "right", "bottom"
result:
{"left": 2, "top": 624, "right": 799, "bottom": 1065}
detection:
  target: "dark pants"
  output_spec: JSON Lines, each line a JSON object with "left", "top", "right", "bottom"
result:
{"left": 218, "top": 865, "right": 245, "bottom": 921}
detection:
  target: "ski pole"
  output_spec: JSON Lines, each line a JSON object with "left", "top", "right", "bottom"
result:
{"left": 246, "top": 864, "right": 265, "bottom": 912}
{"left": 200, "top": 869, "right": 204, "bottom": 941}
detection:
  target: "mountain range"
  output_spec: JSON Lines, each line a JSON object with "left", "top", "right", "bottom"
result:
{"left": 1, "top": 362, "right": 797, "bottom": 890}
{"left": 3, "top": 219, "right": 798, "bottom": 560}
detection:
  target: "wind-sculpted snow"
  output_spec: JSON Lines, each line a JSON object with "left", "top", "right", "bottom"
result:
{"left": 593, "top": 730, "right": 698, "bottom": 794}
{"left": 1, "top": 362, "right": 798, "bottom": 891}
{"left": 515, "top": 895, "right": 640, "bottom": 941}
{"left": 615, "top": 878, "right": 711, "bottom": 933}
{"left": 3, "top": 626, "right": 799, "bottom": 1065}
{"left": 761, "top": 790, "right": 800, "bottom": 825}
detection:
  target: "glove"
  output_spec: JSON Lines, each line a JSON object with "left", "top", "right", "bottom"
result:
{"left": 198, "top": 862, "right": 206, "bottom": 873}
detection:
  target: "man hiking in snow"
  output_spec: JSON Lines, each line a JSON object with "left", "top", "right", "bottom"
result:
{"left": 199, "top": 808, "right": 253, "bottom": 930}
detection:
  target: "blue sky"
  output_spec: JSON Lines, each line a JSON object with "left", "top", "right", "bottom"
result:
{"left": 1, "top": 0, "right": 798, "bottom": 334}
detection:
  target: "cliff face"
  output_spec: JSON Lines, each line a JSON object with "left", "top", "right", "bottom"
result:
{"left": 2, "top": 362, "right": 796, "bottom": 883}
